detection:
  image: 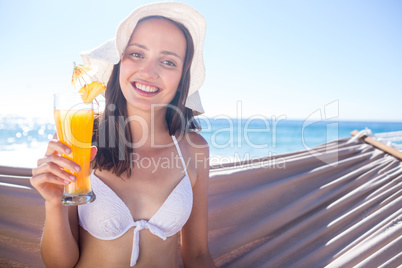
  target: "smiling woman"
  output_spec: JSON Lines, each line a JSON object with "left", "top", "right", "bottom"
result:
{"left": 95, "top": 15, "right": 200, "bottom": 177}
{"left": 29, "top": 2, "right": 215, "bottom": 268}
{"left": 119, "top": 17, "right": 186, "bottom": 113}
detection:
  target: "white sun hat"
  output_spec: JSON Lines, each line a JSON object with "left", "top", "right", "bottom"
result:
{"left": 80, "top": 2, "right": 206, "bottom": 114}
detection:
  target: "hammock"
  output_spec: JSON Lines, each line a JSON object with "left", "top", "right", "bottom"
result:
{"left": 1, "top": 136, "right": 401, "bottom": 267}
{"left": 208, "top": 137, "right": 402, "bottom": 267}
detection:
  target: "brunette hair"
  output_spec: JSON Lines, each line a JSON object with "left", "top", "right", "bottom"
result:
{"left": 92, "top": 16, "right": 200, "bottom": 177}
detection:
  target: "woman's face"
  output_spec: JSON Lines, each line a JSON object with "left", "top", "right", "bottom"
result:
{"left": 119, "top": 18, "right": 187, "bottom": 114}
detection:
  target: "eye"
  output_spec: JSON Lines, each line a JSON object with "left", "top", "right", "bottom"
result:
{"left": 162, "top": 60, "right": 176, "bottom": 67}
{"left": 130, "top": 52, "right": 143, "bottom": 58}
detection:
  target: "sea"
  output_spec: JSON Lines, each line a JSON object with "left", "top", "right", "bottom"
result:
{"left": 0, "top": 115, "right": 401, "bottom": 168}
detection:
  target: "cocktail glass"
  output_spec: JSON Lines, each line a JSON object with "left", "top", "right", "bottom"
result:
{"left": 54, "top": 93, "right": 96, "bottom": 205}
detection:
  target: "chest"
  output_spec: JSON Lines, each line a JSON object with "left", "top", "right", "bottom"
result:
{"left": 79, "top": 170, "right": 193, "bottom": 237}
{"left": 94, "top": 155, "right": 189, "bottom": 221}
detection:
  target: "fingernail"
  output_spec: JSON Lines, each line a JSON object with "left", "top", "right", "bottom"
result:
{"left": 65, "top": 148, "right": 71, "bottom": 154}
{"left": 64, "top": 180, "right": 70, "bottom": 185}
{"left": 75, "top": 166, "right": 81, "bottom": 172}
{"left": 70, "top": 175, "right": 76, "bottom": 181}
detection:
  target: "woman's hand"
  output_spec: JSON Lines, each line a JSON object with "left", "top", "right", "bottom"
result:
{"left": 31, "top": 139, "right": 97, "bottom": 206}
{"left": 31, "top": 139, "right": 97, "bottom": 268}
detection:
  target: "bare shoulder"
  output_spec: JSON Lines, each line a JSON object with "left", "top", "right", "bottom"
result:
{"left": 182, "top": 131, "right": 209, "bottom": 154}
{"left": 176, "top": 131, "right": 209, "bottom": 186}
{"left": 177, "top": 131, "right": 209, "bottom": 164}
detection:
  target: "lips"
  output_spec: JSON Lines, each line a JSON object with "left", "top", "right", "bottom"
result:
{"left": 131, "top": 81, "right": 161, "bottom": 96}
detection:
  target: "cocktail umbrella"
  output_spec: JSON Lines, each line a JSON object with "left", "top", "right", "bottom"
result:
{"left": 71, "top": 62, "right": 106, "bottom": 103}
{"left": 71, "top": 62, "right": 93, "bottom": 88}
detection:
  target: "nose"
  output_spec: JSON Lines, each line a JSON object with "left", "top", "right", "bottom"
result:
{"left": 139, "top": 60, "right": 159, "bottom": 80}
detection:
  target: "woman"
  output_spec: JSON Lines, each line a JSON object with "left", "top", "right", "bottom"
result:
{"left": 30, "top": 2, "right": 215, "bottom": 267}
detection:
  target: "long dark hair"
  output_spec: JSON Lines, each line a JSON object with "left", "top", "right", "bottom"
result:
{"left": 92, "top": 16, "right": 200, "bottom": 176}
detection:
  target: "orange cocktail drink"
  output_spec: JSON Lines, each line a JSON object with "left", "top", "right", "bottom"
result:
{"left": 54, "top": 93, "right": 96, "bottom": 205}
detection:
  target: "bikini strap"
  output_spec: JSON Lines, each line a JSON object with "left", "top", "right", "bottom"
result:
{"left": 172, "top": 135, "right": 189, "bottom": 176}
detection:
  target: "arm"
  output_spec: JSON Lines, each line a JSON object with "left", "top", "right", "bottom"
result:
{"left": 181, "top": 134, "right": 216, "bottom": 268}
{"left": 40, "top": 202, "right": 80, "bottom": 268}
{"left": 31, "top": 140, "right": 97, "bottom": 267}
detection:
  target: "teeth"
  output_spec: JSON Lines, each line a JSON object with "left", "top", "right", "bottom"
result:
{"left": 135, "top": 82, "right": 159, "bottom": 93}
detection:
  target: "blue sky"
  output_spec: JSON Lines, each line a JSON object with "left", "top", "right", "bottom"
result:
{"left": 1, "top": 0, "right": 401, "bottom": 122}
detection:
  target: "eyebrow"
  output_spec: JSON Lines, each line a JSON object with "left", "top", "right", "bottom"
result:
{"left": 127, "top": 43, "right": 183, "bottom": 60}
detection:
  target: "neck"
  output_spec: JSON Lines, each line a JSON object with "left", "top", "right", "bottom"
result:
{"left": 126, "top": 107, "right": 171, "bottom": 148}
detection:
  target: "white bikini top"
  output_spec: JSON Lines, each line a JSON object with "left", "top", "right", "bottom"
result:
{"left": 78, "top": 136, "right": 193, "bottom": 266}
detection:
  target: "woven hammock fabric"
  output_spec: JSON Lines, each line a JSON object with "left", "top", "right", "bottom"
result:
{"left": 208, "top": 138, "right": 402, "bottom": 267}
{"left": 0, "top": 138, "right": 401, "bottom": 267}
